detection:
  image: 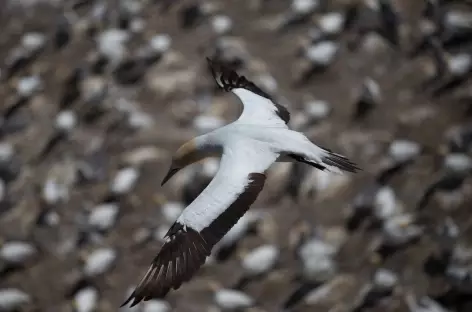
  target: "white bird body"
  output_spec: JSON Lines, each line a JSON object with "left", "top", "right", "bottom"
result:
{"left": 177, "top": 123, "right": 351, "bottom": 229}
{"left": 122, "top": 58, "right": 359, "bottom": 307}
{"left": 176, "top": 133, "right": 277, "bottom": 231}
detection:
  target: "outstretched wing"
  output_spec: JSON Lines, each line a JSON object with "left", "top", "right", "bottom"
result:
{"left": 121, "top": 141, "right": 278, "bottom": 307}
{"left": 206, "top": 57, "right": 290, "bottom": 127}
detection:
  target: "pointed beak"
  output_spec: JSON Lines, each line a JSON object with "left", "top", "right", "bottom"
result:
{"left": 161, "top": 167, "right": 179, "bottom": 186}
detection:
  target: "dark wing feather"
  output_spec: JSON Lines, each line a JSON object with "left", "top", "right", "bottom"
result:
{"left": 121, "top": 225, "right": 211, "bottom": 307}
{"left": 288, "top": 153, "right": 327, "bottom": 171}
{"left": 321, "top": 151, "right": 361, "bottom": 173}
{"left": 121, "top": 173, "right": 266, "bottom": 307}
{"left": 201, "top": 173, "right": 266, "bottom": 245}
{"left": 206, "top": 57, "right": 290, "bottom": 124}
{"left": 288, "top": 149, "right": 360, "bottom": 173}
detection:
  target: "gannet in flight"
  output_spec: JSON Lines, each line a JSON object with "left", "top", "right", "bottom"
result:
{"left": 121, "top": 57, "right": 360, "bottom": 307}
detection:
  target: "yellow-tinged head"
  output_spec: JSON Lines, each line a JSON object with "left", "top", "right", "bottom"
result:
{"left": 161, "top": 138, "right": 220, "bottom": 186}
{"left": 174, "top": 140, "right": 200, "bottom": 166}
{"left": 161, "top": 140, "right": 197, "bottom": 186}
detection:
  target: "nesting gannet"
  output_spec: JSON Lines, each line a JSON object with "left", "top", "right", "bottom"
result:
{"left": 121, "top": 58, "right": 360, "bottom": 307}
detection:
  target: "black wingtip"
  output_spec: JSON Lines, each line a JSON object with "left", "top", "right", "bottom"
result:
{"left": 206, "top": 56, "right": 221, "bottom": 72}
{"left": 120, "top": 291, "right": 149, "bottom": 308}
{"left": 120, "top": 292, "right": 134, "bottom": 307}
{"left": 205, "top": 56, "right": 224, "bottom": 89}
{"left": 205, "top": 57, "right": 276, "bottom": 102}
{"left": 121, "top": 224, "right": 214, "bottom": 307}
{"left": 205, "top": 56, "right": 213, "bottom": 68}
{"left": 129, "top": 298, "right": 140, "bottom": 308}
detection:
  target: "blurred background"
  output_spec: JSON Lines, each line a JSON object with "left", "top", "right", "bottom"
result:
{"left": 1, "top": 0, "right": 472, "bottom": 311}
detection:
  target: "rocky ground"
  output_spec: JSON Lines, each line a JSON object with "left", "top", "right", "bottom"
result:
{"left": 1, "top": 0, "right": 472, "bottom": 311}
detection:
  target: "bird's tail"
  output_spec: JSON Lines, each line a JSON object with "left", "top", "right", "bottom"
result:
{"left": 314, "top": 146, "right": 360, "bottom": 173}
{"left": 274, "top": 129, "right": 360, "bottom": 174}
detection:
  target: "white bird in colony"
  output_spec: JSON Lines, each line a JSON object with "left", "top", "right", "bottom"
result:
{"left": 121, "top": 57, "right": 360, "bottom": 307}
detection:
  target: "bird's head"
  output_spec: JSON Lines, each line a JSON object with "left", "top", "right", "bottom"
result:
{"left": 161, "top": 139, "right": 215, "bottom": 186}
{"left": 161, "top": 139, "right": 202, "bottom": 186}
{"left": 162, "top": 134, "right": 222, "bottom": 186}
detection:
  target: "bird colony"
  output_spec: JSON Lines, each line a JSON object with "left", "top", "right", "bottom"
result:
{"left": 1, "top": 0, "right": 472, "bottom": 312}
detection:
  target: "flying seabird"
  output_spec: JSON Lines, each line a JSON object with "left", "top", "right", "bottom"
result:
{"left": 121, "top": 57, "right": 360, "bottom": 307}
